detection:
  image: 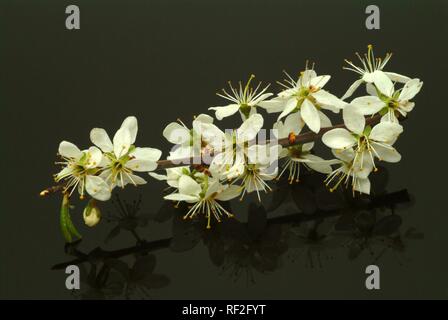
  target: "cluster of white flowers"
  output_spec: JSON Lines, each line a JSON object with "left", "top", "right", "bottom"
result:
{"left": 322, "top": 45, "right": 422, "bottom": 194}
{"left": 54, "top": 116, "right": 162, "bottom": 204}
{"left": 49, "top": 45, "right": 422, "bottom": 230}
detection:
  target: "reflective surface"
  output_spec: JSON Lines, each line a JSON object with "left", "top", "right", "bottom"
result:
{"left": 0, "top": 0, "right": 447, "bottom": 299}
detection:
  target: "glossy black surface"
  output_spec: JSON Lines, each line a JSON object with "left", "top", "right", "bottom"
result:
{"left": 0, "top": 0, "right": 447, "bottom": 299}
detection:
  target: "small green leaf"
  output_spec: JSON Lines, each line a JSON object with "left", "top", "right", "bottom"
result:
{"left": 60, "top": 194, "right": 82, "bottom": 243}
{"left": 60, "top": 194, "right": 72, "bottom": 243}
{"left": 379, "top": 106, "right": 389, "bottom": 116}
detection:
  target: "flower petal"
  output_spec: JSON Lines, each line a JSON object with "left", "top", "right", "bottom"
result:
{"left": 59, "top": 141, "right": 82, "bottom": 159}
{"left": 299, "top": 70, "right": 317, "bottom": 87}
{"left": 85, "top": 146, "right": 103, "bottom": 168}
{"left": 350, "top": 96, "right": 385, "bottom": 115}
{"left": 341, "top": 79, "right": 364, "bottom": 100}
{"left": 313, "top": 90, "right": 346, "bottom": 110}
{"left": 209, "top": 104, "right": 240, "bottom": 120}
{"left": 90, "top": 128, "right": 113, "bottom": 152}
{"left": 332, "top": 148, "right": 355, "bottom": 163}
{"left": 301, "top": 99, "right": 320, "bottom": 133}
{"left": 204, "top": 180, "right": 223, "bottom": 199}
{"left": 384, "top": 72, "right": 411, "bottom": 83}
{"left": 162, "top": 122, "right": 190, "bottom": 144}
{"left": 283, "top": 112, "right": 304, "bottom": 135}
{"left": 398, "top": 78, "right": 423, "bottom": 101}
{"left": 302, "top": 142, "right": 314, "bottom": 152}
{"left": 125, "top": 159, "right": 158, "bottom": 172}
{"left": 366, "top": 82, "right": 378, "bottom": 96}
{"left": 178, "top": 175, "right": 202, "bottom": 197}
{"left": 85, "top": 175, "right": 111, "bottom": 201}
{"left": 319, "top": 110, "right": 332, "bottom": 128}
{"left": 237, "top": 113, "right": 263, "bottom": 142}
{"left": 199, "top": 122, "right": 226, "bottom": 150}
{"left": 309, "top": 75, "right": 331, "bottom": 89}
{"left": 343, "top": 104, "right": 365, "bottom": 135}
{"left": 373, "top": 70, "right": 394, "bottom": 96}
{"left": 130, "top": 147, "right": 162, "bottom": 162}
{"left": 215, "top": 185, "right": 241, "bottom": 201}
{"left": 113, "top": 127, "right": 132, "bottom": 158}
{"left": 369, "top": 122, "right": 403, "bottom": 143}
{"left": 120, "top": 116, "right": 138, "bottom": 144}
{"left": 372, "top": 143, "right": 401, "bottom": 163}
{"left": 322, "top": 128, "right": 356, "bottom": 149}
{"left": 164, "top": 193, "right": 198, "bottom": 203}
{"left": 250, "top": 93, "right": 273, "bottom": 106}
{"left": 55, "top": 166, "right": 74, "bottom": 181}
{"left": 194, "top": 113, "right": 214, "bottom": 124}
{"left": 258, "top": 97, "right": 288, "bottom": 113}
{"left": 354, "top": 178, "right": 370, "bottom": 194}
{"left": 277, "top": 98, "right": 298, "bottom": 120}
{"left": 301, "top": 154, "right": 333, "bottom": 174}
{"left": 148, "top": 172, "right": 167, "bottom": 181}
{"left": 126, "top": 173, "right": 147, "bottom": 185}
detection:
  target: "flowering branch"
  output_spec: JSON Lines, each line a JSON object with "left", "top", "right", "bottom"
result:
{"left": 155, "top": 113, "right": 387, "bottom": 170}
{"left": 43, "top": 45, "right": 422, "bottom": 240}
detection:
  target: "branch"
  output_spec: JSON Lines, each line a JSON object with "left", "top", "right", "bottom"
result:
{"left": 155, "top": 114, "right": 385, "bottom": 170}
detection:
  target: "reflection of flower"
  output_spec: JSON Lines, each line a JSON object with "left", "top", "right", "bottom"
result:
{"left": 105, "top": 194, "right": 150, "bottom": 243}
{"left": 219, "top": 204, "right": 288, "bottom": 284}
{"left": 106, "top": 255, "right": 170, "bottom": 299}
{"left": 76, "top": 255, "right": 170, "bottom": 300}
{"left": 287, "top": 224, "right": 342, "bottom": 269}
{"left": 55, "top": 141, "right": 111, "bottom": 201}
{"left": 76, "top": 263, "right": 124, "bottom": 300}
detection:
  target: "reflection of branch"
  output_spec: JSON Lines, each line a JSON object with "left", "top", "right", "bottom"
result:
{"left": 156, "top": 114, "right": 385, "bottom": 170}
{"left": 51, "top": 189, "right": 409, "bottom": 270}
{"left": 52, "top": 238, "right": 171, "bottom": 270}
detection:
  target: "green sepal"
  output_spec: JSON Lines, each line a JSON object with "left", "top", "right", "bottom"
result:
{"left": 363, "top": 125, "right": 372, "bottom": 136}
{"left": 60, "top": 194, "right": 82, "bottom": 243}
{"left": 379, "top": 106, "right": 389, "bottom": 116}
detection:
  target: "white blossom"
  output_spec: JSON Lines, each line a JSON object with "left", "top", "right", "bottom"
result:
{"left": 164, "top": 173, "right": 241, "bottom": 228}
{"left": 259, "top": 68, "right": 345, "bottom": 133}
{"left": 209, "top": 75, "right": 272, "bottom": 121}
{"left": 351, "top": 72, "right": 423, "bottom": 123}
{"left": 234, "top": 144, "right": 279, "bottom": 201}
{"left": 55, "top": 141, "right": 111, "bottom": 201}
{"left": 274, "top": 113, "right": 333, "bottom": 183}
{"left": 342, "top": 45, "right": 411, "bottom": 100}
{"left": 90, "top": 116, "right": 162, "bottom": 189}
{"left": 325, "top": 148, "right": 373, "bottom": 195}
{"left": 322, "top": 105, "right": 403, "bottom": 173}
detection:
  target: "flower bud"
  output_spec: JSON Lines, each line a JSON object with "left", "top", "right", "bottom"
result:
{"left": 83, "top": 200, "right": 101, "bottom": 227}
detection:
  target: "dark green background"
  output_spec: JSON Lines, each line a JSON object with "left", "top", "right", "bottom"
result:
{"left": 0, "top": 0, "right": 447, "bottom": 299}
